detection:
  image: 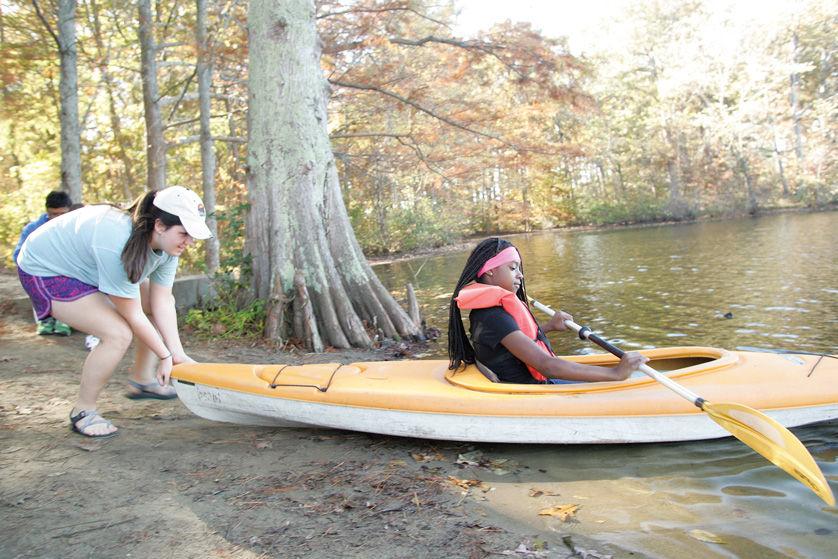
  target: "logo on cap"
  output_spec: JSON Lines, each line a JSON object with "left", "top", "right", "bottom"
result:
{"left": 197, "top": 203, "right": 205, "bottom": 218}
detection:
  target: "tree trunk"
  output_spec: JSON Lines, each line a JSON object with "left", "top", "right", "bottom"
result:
{"left": 0, "top": 6, "right": 24, "bottom": 190}
{"left": 138, "top": 0, "right": 166, "bottom": 191}
{"left": 246, "top": 0, "right": 420, "bottom": 349}
{"left": 406, "top": 282, "right": 421, "bottom": 329}
{"left": 520, "top": 166, "right": 530, "bottom": 231}
{"left": 789, "top": 32, "right": 804, "bottom": 164}
{"left": 736, "top": 151, "right": 758, "bottom": 215}
{"left": 89, "top": 0, "right": 135, "bottom": 202}
{"left": 293, "top": 270, "right": 324, "bottom": 352}
{"left": 772, "top": 127, "right": 790, "bottom": 197}
{"left": 56, "top": 0, "right": 82, "bottom": 203}
{"left": 196, "top": 0, "right": 219, "bottom": 273}
{"left": 664, "top": 125, "right": 685, "bottom": 217}
{"left": 612, "top": 160, "right": 625, "bottom": 200}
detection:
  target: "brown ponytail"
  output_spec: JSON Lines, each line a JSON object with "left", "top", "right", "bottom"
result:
{"left": 121, "top": 191, "right": 183, "bottom": 283}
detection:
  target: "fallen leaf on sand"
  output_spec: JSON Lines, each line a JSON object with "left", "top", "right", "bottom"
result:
{"left": 528, "top": 488, "right": 560, "bottom": 498}
{"left": 499, "top": 542, "right": 550, "bottom": 557}
{"left": 488, "top": 458, "right": 512, "bottom": 475}
{"left": 411, "top": 451, "right": 443, "bottom": 462}
{"left": 448, "top": 476, "right": 491, "bottom": 492}
{"left": 538, "top": 503, "right": 580, "bottom": 521}
{"left": 456, "top": 450, "right": 483, "bottom": 466}
{"left": 688, "top": 529, "right": 726, "bottom": 544}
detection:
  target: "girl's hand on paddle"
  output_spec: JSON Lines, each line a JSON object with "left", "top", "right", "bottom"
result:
{"left": 545, "top": 310, "right": 573, "bottom": 332}
{"left": 614, "top": 351, "right": 649, "bottom": 380}
{"left": 156, "top": 356, "right": 174, "bottom": 386}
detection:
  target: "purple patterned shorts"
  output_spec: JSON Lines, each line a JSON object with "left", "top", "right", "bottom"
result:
{"left": 17, "top": 268, "right": 99, "bottom": 320}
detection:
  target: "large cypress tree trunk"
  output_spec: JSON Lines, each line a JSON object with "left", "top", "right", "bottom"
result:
{"left": 246, "top": 0, "right": 420, "bottom": 349}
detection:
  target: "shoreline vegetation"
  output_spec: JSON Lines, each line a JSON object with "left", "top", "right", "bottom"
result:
{"left": 367, "top": 203, "right": 838, "bottom": 266}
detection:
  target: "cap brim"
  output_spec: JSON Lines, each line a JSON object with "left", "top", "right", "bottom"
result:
{"left": 181, "top": 217, "right": 212, "bottom": 240}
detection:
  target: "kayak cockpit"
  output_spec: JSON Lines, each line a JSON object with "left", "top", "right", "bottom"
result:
{"left": 445, "top": 346, "right": 738, "bottom": 394}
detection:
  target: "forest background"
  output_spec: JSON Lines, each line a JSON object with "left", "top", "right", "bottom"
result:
{"left": 2, "top": 0, "right": 835, "bottom": 260}
{"left": 0, "top": 0, "right": 835, "bottom": 347}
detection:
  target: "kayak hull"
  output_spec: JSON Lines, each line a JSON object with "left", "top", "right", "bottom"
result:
{"left": 172, "top": 347, "right": 838, "bottom": 444}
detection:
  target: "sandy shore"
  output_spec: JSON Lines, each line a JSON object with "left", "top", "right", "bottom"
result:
{"left": 0, "top": 270, "right": 627, "bottom": 559}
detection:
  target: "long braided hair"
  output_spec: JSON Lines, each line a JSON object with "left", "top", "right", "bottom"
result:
{"left": 121, "top": 191, "right": 183, "bottom": 283}
{"left": 448, "top": 237, "right": 529, "bottom": 370}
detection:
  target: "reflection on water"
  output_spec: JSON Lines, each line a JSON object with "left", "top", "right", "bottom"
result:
{"left": 467, "top": 421, "right": 837, "bottom": 558}
{"left": 375, "top": 212, "right": 838, "bottom": 557}
{"left": 378, "top": 212, "right": 838, "bottom": 356}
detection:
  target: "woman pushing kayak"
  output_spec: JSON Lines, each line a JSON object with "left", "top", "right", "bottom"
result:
{"left": 448, "top": 237, "right": 647, "bottom": 384}
{"left": 16, "top": 186, "right": 211, "bottom": 437}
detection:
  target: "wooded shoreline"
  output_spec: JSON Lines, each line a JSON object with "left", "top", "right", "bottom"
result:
{"left": 367, "top": 203, "right": 838, "bottom": 266}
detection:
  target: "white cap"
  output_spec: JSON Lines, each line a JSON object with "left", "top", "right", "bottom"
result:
{"left": 152, "top": 186, "right": 212, "bottom": 240}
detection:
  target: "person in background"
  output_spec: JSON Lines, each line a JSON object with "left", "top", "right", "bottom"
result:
{"left": 17, "top": 186, "right": 212, "bottom": 438}
{"left": 13, "top": 190, "right": 74, "bottom": 336}
{"left": 448, "top": 237, "right": 648, "bottom": 384}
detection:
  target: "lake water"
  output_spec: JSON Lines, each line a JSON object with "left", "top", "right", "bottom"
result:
{"left": 376, "top": 211, "right": 837, "bottom": 557}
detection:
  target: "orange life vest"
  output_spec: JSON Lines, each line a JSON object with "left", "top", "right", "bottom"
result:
{"left": 455, "top": 283, "right": 552, "bottom": 382}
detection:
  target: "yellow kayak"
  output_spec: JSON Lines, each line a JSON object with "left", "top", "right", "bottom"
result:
{"left": 172, "top": 347, "right": 838, "bottom": 443}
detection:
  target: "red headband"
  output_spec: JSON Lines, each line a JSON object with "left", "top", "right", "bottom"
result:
{"left": 477, "top": 246, "right": 520, "bottom": 277}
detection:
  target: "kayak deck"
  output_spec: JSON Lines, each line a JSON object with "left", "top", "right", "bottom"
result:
{"left": 173, "top": 347, "right": 837, "bottom": 419}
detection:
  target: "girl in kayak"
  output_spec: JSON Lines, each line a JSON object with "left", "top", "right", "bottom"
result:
{"left": 448, "top": 237, "right": 647, "bottom": 384}
{"left": 16, "top": 186, "right": 212, "bottom": 437}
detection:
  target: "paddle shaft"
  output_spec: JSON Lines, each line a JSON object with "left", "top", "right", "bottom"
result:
{"left": 530, "top": 299, "right": 705, "bottom": 408}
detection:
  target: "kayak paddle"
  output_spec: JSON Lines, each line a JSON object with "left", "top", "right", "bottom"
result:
{"left": 530, "top": 298, "right": 835, "bottom": 506}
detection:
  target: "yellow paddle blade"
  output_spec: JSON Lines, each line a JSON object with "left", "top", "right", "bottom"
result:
{"left": 704, "top": 401, "right": 835, "bottom": 506}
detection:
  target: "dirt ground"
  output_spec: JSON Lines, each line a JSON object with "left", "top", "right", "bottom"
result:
{"left": 0, "top": 270, "right": 631, "bottom": 559}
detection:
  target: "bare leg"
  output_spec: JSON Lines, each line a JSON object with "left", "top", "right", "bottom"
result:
{"left": 130, "top": 280, "right": 156, "bottom": 382}
{"left": 126, "top": 280, "right": 173, "bottom": 397}
{"left": 51, "top": 293, "right": 132, "bottom": 436}
{"left": 129, "top": 337, "right": 159, "bottom": 384}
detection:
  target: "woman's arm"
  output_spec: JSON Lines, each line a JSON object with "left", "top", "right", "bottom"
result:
{"left": 108, "top": 294, "right": 170, "bottom": 360}
{"left": 148, "top": 281, "right": 192, "bottom": 364}
{"left": 500, "top": 331, "right": 647, "bottom": 382}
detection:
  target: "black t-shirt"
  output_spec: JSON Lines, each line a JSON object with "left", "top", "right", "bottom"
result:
{"left": 469, "top": 306, "right": 554, "bottom": 384}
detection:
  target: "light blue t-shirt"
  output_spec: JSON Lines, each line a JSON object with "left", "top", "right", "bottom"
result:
{"left": 17, "top": 205, "right": 178, "bottom": 298}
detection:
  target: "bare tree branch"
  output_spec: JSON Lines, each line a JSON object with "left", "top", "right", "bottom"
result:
{"left": 165, "top": 66, "right": 198, "bottom": 122}
{"left": 31, "top": 0, "right": 60, "bottom": 48}
{"left": 157, "top": 41, "right": 189, "bottom": 50}
{"left": 213, "top": 135, "right": 246, "bottom": 144}
{"left": 163, "top": 113, "right": 230, "bottom": 130}
{"left": 166, "top": 135, "right": 200, "bottom": 149}
{"left": 168, "top": 135, "right": 247, "bottom": 148}
{"left": 330, "top": 132, "right": 412, "bottom": 139}
{"left": 317, "top": 5, "right": 447, "bottom": 28}
{"left": 329, "top": 79, "right": 506, "bottom": 144}
{"left": 159, "top": 92, "right": 243, "bottom": 107}
{"left": 394, "top": 135, "right": 452, "bottom": 182}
